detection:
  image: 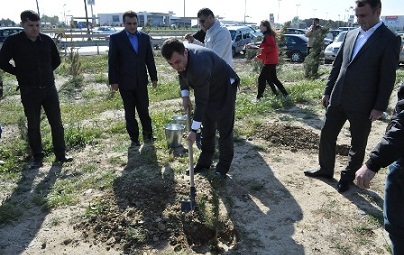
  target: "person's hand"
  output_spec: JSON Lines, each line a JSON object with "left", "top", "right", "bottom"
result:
{"left": 182, "top": 97, "right": 192, "bottom": 110}
{"left": 369, "top": 109, "right": 383, "bottom": 122}
{"left": 184, "top": 33, "right": 194, "bottom": 43}
{"left": 110, "top": 84, "right": 119, "bottom": 92}
{"left": 321, "top": 95, "right": 330, "bottom": 108}
{"left": 187, "top": 131, "right": 196, "bottom": 144}
{"left": 151, "top": 80, "right": 157, "bottom": 89}
{"left": 355, "top": 165, "right": 376, "bottom": 189}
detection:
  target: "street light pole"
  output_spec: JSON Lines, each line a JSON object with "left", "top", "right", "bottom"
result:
{"left": 313, "top": 8, "right": 317, "bottom": 18}
{"left": 244, "top": 0, "right": 246, "bottom": 23}
{"left": 63, "top": 4, "right": 66, "bottom": 26}
{"left": 296, "top": 4, "right": 300, "bottom": 17}
{"left": 36, "top": 0, "right": 40, "bottom": 17}
{"left": 277, "top": 0, "right": 281, "bottom": 23}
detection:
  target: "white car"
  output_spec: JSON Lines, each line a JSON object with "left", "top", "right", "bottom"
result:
{"left": 93, "top": 26, "right": 118, "bottom": 35}
{"left": 324, "top": 31, "right": 347, "bottom": 64}
{"left": 400, "top": 37, "right": 404, "bottom": 65}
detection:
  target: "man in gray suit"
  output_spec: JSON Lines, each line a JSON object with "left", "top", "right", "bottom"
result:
{"left": 108, "top": 11, "right": 158, "bottom": 147}
{"left": 161, "top": 39, "right": 239, "bottom": 180}
{"left": 304, "top": 0, "right": 401, "bottom": 192}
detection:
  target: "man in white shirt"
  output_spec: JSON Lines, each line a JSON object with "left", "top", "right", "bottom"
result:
{"left": 185, "top": 8, "right": 233, "bottom": 66}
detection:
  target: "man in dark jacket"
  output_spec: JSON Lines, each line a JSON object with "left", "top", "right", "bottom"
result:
{"left": 355, "top": 83, "right": 404, "bottom": 255}
{"left": 161, "top": 39, "right": 239, "bottom": 180}
{"left": 108, "top": 11, "right": 158, "bottom": 147}
{"left": 304, "top": 0, "right": 401, "bottom": 192}
{"left": 0, "top": 10, "right": 72, "bottom": 169}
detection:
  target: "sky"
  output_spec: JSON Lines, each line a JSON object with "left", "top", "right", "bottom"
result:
{"left": 0, "top": 0, "right": 403, "bottom": 25}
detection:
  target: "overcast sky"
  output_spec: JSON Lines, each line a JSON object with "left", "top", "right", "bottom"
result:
{"left": 1, "top": 0, "right": 402, "bottom": 25}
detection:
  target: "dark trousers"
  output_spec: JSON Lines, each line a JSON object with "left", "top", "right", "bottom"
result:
{"left": 119, "top": 88, "right": 153, "bottom": 142}
{"left": 20, "top": 85, "right": 66, "bottom": 159}
{"left": 197, "top": 109, "right": 235, "bottom": 175}
{"left": 319, "top": 105, "right": 371, "bottom": 181}
{"left": 384, "top": 162, "right": 404, "bottom": 255}
{"left": 257, "top": 64, "right": 288, "bottom": 98}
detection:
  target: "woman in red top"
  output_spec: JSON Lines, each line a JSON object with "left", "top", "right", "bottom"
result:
{"left": 254, "top": 20, "right": 289, "bottom": 99}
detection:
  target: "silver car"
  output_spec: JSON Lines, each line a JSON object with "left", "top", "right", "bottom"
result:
{"left": 400, "top": 37, "right": 404, "bottom": 65}
{"left": 324, "top": 31, "right": 347, "bottom": 64}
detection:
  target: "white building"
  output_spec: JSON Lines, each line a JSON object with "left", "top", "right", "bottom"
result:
{"left": 98, "top": 11, "right": 189, "bottom": 27}
{"left": 381, "top": 15, "right": 404, "bottom": 31}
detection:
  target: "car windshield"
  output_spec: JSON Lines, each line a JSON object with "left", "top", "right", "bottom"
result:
{"left": 334, "top": 32, "right": 347, "bottom": 42}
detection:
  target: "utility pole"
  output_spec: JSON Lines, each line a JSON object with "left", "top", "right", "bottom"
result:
{"left": 83, "top": 0, "right": 90, "bottom": 36}
{"left": 36, "top": 0, "right": 40, "bottom": 17}
{"left": 277, "top": 0, "right": 281, "bottom": 24}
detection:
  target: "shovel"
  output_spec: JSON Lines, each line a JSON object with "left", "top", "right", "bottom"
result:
{"left": 180, "top": 106, "right": 198, "bottom": 212}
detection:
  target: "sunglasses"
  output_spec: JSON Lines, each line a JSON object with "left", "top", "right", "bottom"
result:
{"left": 199, "top": 19, "right": 206, "bottom": 24}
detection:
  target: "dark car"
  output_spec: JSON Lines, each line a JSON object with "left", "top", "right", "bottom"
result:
{"left": 0, "top": 27, "right": 24, "bottom": 43}
{"left": 281, "top": 34, "right": 308, "bottom": 63}
{"left": 285, "top": 28, "right": 307, "bottom": 35}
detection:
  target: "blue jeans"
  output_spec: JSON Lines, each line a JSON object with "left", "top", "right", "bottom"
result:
{"left": 384, "top": 162, "right": 404, "bottom": 254}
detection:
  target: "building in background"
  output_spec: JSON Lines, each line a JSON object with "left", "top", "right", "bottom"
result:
{"left": 381, "top": 15, "right": 404, "bottom": 32}
{"left": 98, "top": 11, "right": 195, "bottom": 27}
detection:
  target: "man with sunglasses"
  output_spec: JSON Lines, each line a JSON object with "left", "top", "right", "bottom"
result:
{"left": 185, "top": 8, "right": 233, "bottom": 66}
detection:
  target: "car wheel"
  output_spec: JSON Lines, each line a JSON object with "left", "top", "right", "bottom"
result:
{"left": 290, "top": 51, "right": 303, "bottom": 63}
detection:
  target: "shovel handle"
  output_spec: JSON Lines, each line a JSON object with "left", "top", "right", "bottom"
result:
{"left": 187, "top": 107, "right": 195, "bottom": 187}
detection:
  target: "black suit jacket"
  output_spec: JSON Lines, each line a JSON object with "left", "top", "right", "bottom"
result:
{"left": 179, "top": 44, "right": 239, "bottom": 122}
{"left": 108, "top": 30, "right": 157, "bottom": 91}
{"left": 325, "top": 23, "right": 401, "bottom": 115}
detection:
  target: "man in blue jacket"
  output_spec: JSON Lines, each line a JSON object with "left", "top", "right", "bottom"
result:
{"left": 108, "top": 11, "right": 158, "bottom": 147}
{"left": 355, "top": 83, "right": 404, "bottom": 255}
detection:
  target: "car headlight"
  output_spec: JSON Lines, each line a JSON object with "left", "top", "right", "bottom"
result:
{"left": 325, "top": 46, "right": 333, "bottom": 53}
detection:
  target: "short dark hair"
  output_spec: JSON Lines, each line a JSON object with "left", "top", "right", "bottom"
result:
{"left": 123, "top": 11, "right": 138, "bottom": 22}
{"left": 20, "top": 10, "right": 40, "bottom": 22}
{"left": 161, "top": 38, "right": 186, "bottom": 59}
{"left": 356, "top": 0, "right": 382, "bottom": 10}
{"left": 197, "top": 8, "right": 214, "bottom": 18}
{"left": 313, "top": 18, "right": 320, "bottom": 22}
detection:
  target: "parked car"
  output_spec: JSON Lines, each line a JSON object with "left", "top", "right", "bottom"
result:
{"left": 287, "top": 27, "right": 332, "bottom": 47}
{"left": 285, "top": 28, "right": 307, "bottom": 34}
{"left": 400, "top": 37, "right": 404, "bottom": 64}
{"left": 0, "top": 27, "right": 24, "bottom": 43}
{"left": 324, "top": 31, "right": 348, "bottom": 64}
{"left": 326, "top": 29, "right": 342, "bottom": 41}
{"left": 93, "top": 26, "right": 118, "bottom": 35}
{"left": 281, "top": 34, "right": 308, "bottom": 63}
{"left": 227, "top": 26, "right": 258, "bottom": 56}
{"left": 338, "top": 26, "right": 357, "bottom": 31}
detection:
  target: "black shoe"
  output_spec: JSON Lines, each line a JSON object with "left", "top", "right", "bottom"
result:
{"left": 29, "top": 160, "right": 43, "bottom": 169}
{"left": 55, "top": 156, "right": 73, "bottom": 163}
{"left": 304, "top": 169, "right": 333, "bottom": 179}
{"left": 337, "top": 180, "right": 351, "bottom": 193}
{"left": 144, "top": 136, "right": 157, "bottom": 143}
{"left": 186, "top": 164, "right": 210, "bottom": 176}
{"left": 213, "top": 171, "right": 227, "bottom": 183}
{"left": 131, "top": 140, "right": 141, "bottom": 147}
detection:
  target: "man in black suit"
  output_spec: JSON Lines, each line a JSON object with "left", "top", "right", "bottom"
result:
{"left": 304, "top": 0, "right": 401, "bottom": 192}
{"left": 108, "top": 11, "right": 158, "bottom": 147}
{"left": 161, "top": 39, "right": 239, "bottom": 180}
{"left": 355, "top": 82, "right": 404, "bottom": 255}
